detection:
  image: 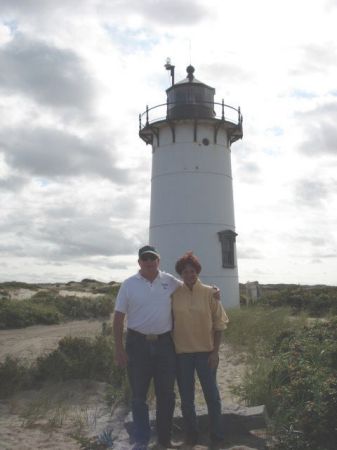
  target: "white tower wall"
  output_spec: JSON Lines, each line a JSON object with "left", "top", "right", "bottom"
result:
{"left": 139, "top": 65, "right": 243, "bottom": 308}
{"left": 149, "top": 122, "right": 239, "bottom": 308}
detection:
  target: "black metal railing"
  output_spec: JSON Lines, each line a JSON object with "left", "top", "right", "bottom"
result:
{"left": 139, "top": 100, "right": 242, "bottom": 130}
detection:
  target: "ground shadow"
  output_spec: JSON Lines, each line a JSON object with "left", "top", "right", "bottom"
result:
{"left": 125, "top": 405, "right": 268, "bottom": 449}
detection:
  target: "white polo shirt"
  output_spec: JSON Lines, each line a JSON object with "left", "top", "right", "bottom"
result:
{"left": 115, "top": 270, "right": 181, "bottom": 334}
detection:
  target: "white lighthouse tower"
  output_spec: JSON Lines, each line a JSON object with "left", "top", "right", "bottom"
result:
{"left": 139, "top": 63, "right": 243, "bottom": 308}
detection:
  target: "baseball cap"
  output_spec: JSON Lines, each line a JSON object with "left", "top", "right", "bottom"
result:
{"left": 138, "top": 245, "right": 160, "bottom": 259}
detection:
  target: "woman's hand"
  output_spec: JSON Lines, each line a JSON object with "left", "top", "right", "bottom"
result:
{"left": 208, "top": 350, "right": 219, "bottom": 369}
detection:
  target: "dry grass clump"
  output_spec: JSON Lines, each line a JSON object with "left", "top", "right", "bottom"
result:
{"left": 0, "top": 325, "right": 128, "bottom": 405}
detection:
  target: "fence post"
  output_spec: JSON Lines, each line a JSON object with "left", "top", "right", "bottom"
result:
{"left": 146, "top": 105, "right": 149, "bottom": 126}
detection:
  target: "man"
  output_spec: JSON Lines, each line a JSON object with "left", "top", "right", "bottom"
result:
{"left": 113, "top": 245, "right": 181, "bottom": 450}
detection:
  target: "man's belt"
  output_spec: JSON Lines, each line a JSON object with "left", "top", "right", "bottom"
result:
{"left": 127, "top": 328, "right": 171, "bottom": 341}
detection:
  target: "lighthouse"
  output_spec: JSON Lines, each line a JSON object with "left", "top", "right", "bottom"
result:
{"left": 139, "top": 63, "right": 243, "bottom": 308}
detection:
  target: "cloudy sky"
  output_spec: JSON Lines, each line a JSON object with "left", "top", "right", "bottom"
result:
{"left": 0, "top": 0, "right": 337, "bottom": 285}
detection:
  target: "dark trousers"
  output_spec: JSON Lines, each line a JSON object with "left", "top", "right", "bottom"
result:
{"left": 176, "top": 352, "right": 224, "bottom": 440}
{"left": 126, "top": 331, "right": 176, "bottom": 445}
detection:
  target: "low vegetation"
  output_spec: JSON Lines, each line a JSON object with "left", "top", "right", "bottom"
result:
{"left": 0, "top": 285, "right": 118, "bottom": 329}
{"left": 2, "top": 282, "right": 337, "bottom": 449}
{"left": 259, "top": 284, "right": 337, "bottom": 316}
{"left": 225, "top": 294, "right": 337, "bottom": 450}
{"left": 268, "top": 318, "right": 337, "bottom": 449}
{"left": 0, "top": 324, "right": 128, "bottom": 406}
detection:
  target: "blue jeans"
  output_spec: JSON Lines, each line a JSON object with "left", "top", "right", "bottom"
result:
{"left": 126, "top": 331, "right": 176, "bottom": 445}
{"left": 176, "top": 352, "right": 224, "bottom": 440}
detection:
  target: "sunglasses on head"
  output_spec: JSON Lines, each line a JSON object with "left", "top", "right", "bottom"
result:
{"left": 140, "top": 253, "right": 158, "bottom": 261}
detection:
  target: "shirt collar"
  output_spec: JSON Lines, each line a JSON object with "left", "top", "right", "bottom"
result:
{"left": 182, "top": 278, "right": 202, "bottom": 292}
{"left": 136, "top": 270, "right": 162, "bottom": 282}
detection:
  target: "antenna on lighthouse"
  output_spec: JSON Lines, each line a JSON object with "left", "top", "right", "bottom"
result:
{"left": 164, "top": 57, "right": 175, "bottom": 86}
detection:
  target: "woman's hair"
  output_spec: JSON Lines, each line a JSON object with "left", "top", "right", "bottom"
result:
{"left": 175, "top": 251, "right": 202, "bottom": 275}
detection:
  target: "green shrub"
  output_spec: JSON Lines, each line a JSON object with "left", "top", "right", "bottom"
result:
{"left": 0, "top": 290, "right": 10, "bottom": 300}
{"left": 267, "top": 319, "right": 337, "bottom": 449}
{"left": 35, "top": 335, "right": 128, "bottom": 403}
{"left": 228, "top": 308, "right": 337, "bottom": 449}
{"left": 93, "top": 285, "right": 120, "bottom": 297}
{"left": 0, "top": 300, "right": 62, "bottom": 329}
{"left": 260, "top": 286, "right": 337, "bottom": 317}
{"left": 56, "top": 295, "right": 113, "bottom": 319}
{"left": 224, "top": 306, "right": 307, "bottom": 407}
{"left": 31, "top": 293, "right": 113, "bottom": 319}
{"left": 224, "top": 306, "right": 305, "bottom": 356}
{"left": 0, "top": 293, "right": 114, "bottom": 329}
{"left": 233, "top": 357, "right": 275, "bottom": 407}
{"left": 1, "top": 281, "right": 39, "bottom": 289}
{"left": 0, "top": 356, "right": 34, "bottom": 397}
{"left": 0, "top": 334, "right": 128, "bottom": 403}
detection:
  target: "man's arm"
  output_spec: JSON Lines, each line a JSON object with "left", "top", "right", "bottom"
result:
{"left": 113, "top": 311, "right": 128, "bottom": 368}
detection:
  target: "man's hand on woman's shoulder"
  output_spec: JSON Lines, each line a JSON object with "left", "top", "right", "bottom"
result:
{"left": 212, "top": 286, "right": 221, "bottom": 301}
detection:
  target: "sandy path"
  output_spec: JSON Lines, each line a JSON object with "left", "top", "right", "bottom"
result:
{"left": 0, "top": 321, "right": 246, "bottom": 449}
{"left": 0, "top": 319, "right": 106, "bottom": 362}
{"left": 0, "top": 320, "right": 114, "bottom": 450}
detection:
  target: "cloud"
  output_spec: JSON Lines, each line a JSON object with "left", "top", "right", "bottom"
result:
{"left": 291, "top": 43, "right": 337, "bottom": 75}
{"left": 0, "top": 173, "right": 148, "bottom": 264}
{"left": 296, "top": 236, "right": 329, "bottom": 247}
{"left": 0, "top": 126, "right": 128, "bottom": 182}
{"left": 294, "top": 179, "right": 328, "bottom": 207}
{"left": 234, "top": 160, "right": 261, "bottom": 184}
{"left": 202, "top": 61, "right": 252, "bottom": 85}
{"left": 312, "top": 252, "right": 337, "bottom": 258}
{"left": 104, "top": 26, "right": 159, "bottom": 54}
{"left": 296, "top": 101, "right": 337, "bottom": 156}
{"left": 0, "top": 0, "right": 87, "bottom": 20}
{"left": 0, "top": 174, "right": 28, "bottom": 191}
{"left": 0, "top": 22, "right": 12, "bottom": 43}
{"left": 290, "top": 89, "right": 317, "bottom": 99}
{"left": 133, "top": 0, "right": 209, "bottom": 25}
{"left": 99, "top": 0, "right": 210, "bottom": 27}
{"left": 237, "top": 246, "right": 263, "bottom": 259}
{"left": 0, "top": 202, "right": 144, "bottom": 261}
{"left": 0, "top": 34, "right": 95, "bottom": 113}
{"left": 281, "top": 228, "right": 337, "bottom": 262}
{"left": 1, "top": 0, "right": 209, "bottom": 27}
{"left": 303, "top": 122, "right": 337, "bottom": 155}
{"left": 38, "top": 218, "right": 140, "bottom": 258}
{"left": 1, "top": 0, "right": 337, "bottom": 286}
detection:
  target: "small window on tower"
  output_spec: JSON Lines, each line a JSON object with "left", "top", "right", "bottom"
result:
{"left": 218, "top": 230, "right": 237, "bottom": 268}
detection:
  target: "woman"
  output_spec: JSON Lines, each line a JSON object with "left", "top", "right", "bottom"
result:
{"left": 171, "top": 252, "right": 229, "bottom": 446}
